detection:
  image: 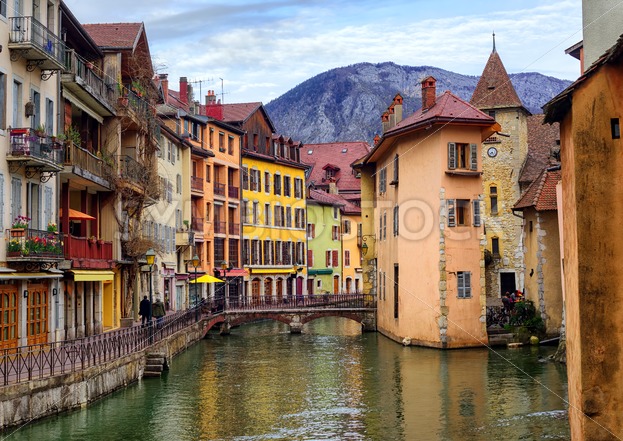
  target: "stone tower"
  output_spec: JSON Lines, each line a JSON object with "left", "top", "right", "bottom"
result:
{"left": 470, "top": 37, "right": 530, "bottom": 303}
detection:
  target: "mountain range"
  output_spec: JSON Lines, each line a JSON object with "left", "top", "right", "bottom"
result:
{"left": 264, "top": 62, "right": 572, "bottom": 145}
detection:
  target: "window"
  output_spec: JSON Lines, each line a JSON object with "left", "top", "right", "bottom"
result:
{"left": 332, "top": 250, "right": 339, "bottom": 267}
{"left": 307, "top": 249, "right": 314, "bottom": 267}
{"left": 228, "top": 135, "right": 234, "bottom": 154}
{"left": 30, "top": 89, "right": 41, "bottom": 130}
{"left": 286, "top": 207, "right": 292, "bottom": 228}
{"left": 447, "top": 199, "right": 472, "bottom": 227}
{"left": 219, "top": 132, "right": 225, "bottom": 152}
{"left": 296, "top": 242, "right": 305, "bottom": 265}
{"left": 0, "top": 73, "right": 6, "bottom": 129}
{"left": 253, "top": 133, "right": 258, "bottom": 149}
{"left": 252, "top": 201, "right": 259, "bottom": 225}
{"left": 612, "top": 118, "right": 620, "bottom": 139}
{"left": 209, "top": 128, "right": 214, "bottom": 148}
{"left": 176, "top": 174, "right": 182, "bottom": 194}
{"left": 307, "top": 223, "right": 315, "bottom": 239}
{"left": 394, "top": 264, "right": 399, "bottom": 318}
{"left": 45, "top": 98, "right": 53, "bottom": 135}
{"left": 393, "top": 205, "right": 399, "bottom": 236}
{"left": 294, "top": 178, "right": 302, "bottom": 198}
{"left": 379, "top": 167, "right": 387, "bottom": 194}
{"left": 383, "top": 211, "right": 387, "bottom": 240}
{"left": 492, "top": 237, "right": 500, "bottom": 256}
{"left": 206, "top": 165, "right": 211, "bottom": 183}
{"left": 274, "top": 205, "right": 284, "bottom": 227}
{"left": 264, "top": 203, "right": 271, "bottom": 226}
{"left": 333, "top": 206, "right": 339, "bottom": 220}
{"left": 488, "top": 110, "right": 496, "bottom": 119}
{"left": 242, "top": 166, "right": 249, "bottom": 190}
{"left": 250, "top": 169, "right": 260, "bottom": 192}
{"left": 264, "top": 172, "right": 270, "bottom": 193}
{"left": 243, "top": 239, "right": 250, "bottom": 265}
{"left": 457, "top": 271, "right": 472, "bottom": 298}
{"left": 391, "top": 154, "right": 399, "bottom": 185}
{"left": 274, "top": 174, "right": 282, "bottom": 195}
{"left": 283, "top": 176, "right": 291, "bottom": 197}
{"left": 295, "top": 208, "right": 305, "bottom": 229}
{"left": 326, "top": 250, "right": 332, "bottom": 267}
{"left": 0, "top": 0, "right": 6, "bottom": 17}
{"left": 490, "top": 186, "right": 498, "bottom": 215}
{"left": 12, "top": 80, "right": 22, "bottom": 128}
{"left": 344, "top": 250, "right": 350, "bottom": 267}
{"left": 343, "top": 219, "right": 351, "bottom": 235}
{"left": 251, "top": 240, "right": 261, "bottom": 265}
{"left": 448, "top": 143, "right": 478, "bottom": 170}
{"left": 332, "top": 225, "right": 339, "bottom": 241}
{"left": 263, "top": 239, "right": 272, "bottom": 265}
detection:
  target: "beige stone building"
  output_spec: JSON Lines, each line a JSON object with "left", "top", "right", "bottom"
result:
{"left": 470, "top": 44, "right": 530, "bottom": 303}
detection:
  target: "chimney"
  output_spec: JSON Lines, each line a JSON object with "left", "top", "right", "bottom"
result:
{"left": 393, "top": 94, "right": 403, "bottom": 124}
{"left": 205, "top": 90, "right": 217, "bottom": 105}
{"left": 373, "top": 133, "right": 381, "bottom": 145}
{"left": 381, "top": 111, "right": 390, "bottom": 133}
{"left": 204, "top": 89, "right": 223, "bottom": 120}
{"left": 179, "top": 77, "right": 188, "bottom": 104}
{"left": 421, "top": 76, "right": 436, "bottom": 111}
{"left": 388, "top": 105, "right": 396, "bottom": 130}
{"left": 328, "top": 181, "right": 339, "bottom": 194}
{"left": 159, "top": 74, "right": 169, "bottom": 104}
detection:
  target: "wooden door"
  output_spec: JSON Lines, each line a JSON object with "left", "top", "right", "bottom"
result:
{"left": 333, "top": 275, "right": 339, "bottom": 294}
{"left": 0, "top": 285, "right": 19, "bottom": 350}
{"left": 27, "top": 283, "right": 48, "bottom": 346}
{"left": 276, "top": 278, "right": 283, "bottom": 303}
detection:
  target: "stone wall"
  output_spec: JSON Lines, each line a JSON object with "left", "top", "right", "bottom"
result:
{"left": 0, "top": 321, "right": 206, "bottom": 430}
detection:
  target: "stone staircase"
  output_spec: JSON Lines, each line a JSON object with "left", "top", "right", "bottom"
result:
{"left": 144, "top": 353, "right": 168, "bottom": 378}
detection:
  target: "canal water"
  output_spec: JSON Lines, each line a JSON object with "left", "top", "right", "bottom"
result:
{"left": 2, "top": 318, "right": 569, "bottom": 441}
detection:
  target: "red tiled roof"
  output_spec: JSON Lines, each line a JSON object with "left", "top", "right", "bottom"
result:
{"left": 514, "top": 167, "right": 561, "bottom": 211}
{"left": 302, "top": 142, "right": 371, "bottom": 193}
{"left": 519, "top": 114, "right": 560, "bottom": 184}
{"left": 83, "top": 23, "right": 143, "bottom": 49}
{"left": 308, "top": 189, "right": 346, "bottom": 206}
{"left": 470, "top": 50, "right": 524, "bottom": 110}
{"left": 386, "top": 90, "right": 495, "bottom": 135}
{"left": 220, "top": 103, "right": 263, "bottom": 124}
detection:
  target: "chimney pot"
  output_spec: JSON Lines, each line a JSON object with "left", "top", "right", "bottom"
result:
{"left": 421, "top": 76, "right": 437, "bottom": 111}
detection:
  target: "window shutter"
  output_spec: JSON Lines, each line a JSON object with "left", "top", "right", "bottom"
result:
{"left": 470, "top": 143, "right": 478, "bottom": 170}
{"left": 0, "top": 174, "right": 4, "bottom": 229}
{"left": 448, "top": 143, "right": 457, "bottom": 169}
{"left": 447, "top": 199, "right": 456, "bottom": 227}
{"left": 332, "top": 250, "right": 339, "bottom": 267}
{"left": 473, "top": 200, "right": 481, "bottom": 226}
{"left": 308, "top": 249, "right": 314, "bottom": 267}
{"left": 465, "top": 272, "right": 471, "bottom": 297}
{"left": 326, "top": 250, "right": 331, "bottom": 267}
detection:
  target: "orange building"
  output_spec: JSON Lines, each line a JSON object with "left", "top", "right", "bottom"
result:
{"left": 360, "top": 78, "right": 499, "bottom": 348}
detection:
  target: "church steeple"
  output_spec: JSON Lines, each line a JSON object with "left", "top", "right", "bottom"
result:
{"left": 470, "top": 37, "right": 526, "bottom": 111}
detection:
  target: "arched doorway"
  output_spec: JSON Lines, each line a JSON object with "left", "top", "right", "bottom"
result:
{"left": 251, "top": 278, "right": 261, "bottom": 305}
{"left": 276, "top": 278, "right": 283, "bottom": 303}
{"left": 333, "top": 275, "right": 339, "bottom": 294}
{"left": 264, "top": 278, "right": 273, "bottom": 304}
{"left": 345, "top": 277, "right": 352, "bottom": 294}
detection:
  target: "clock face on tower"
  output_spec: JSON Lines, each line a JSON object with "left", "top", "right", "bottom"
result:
{"left": 487, "top": 147, "right": 498, "bottom": 158}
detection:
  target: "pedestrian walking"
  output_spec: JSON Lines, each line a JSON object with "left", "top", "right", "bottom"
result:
{"left": 152, "top": 297, "right": 166, "bottom": 329}
{"left": 139, "top": 295, "right": 151, "bottom": 328}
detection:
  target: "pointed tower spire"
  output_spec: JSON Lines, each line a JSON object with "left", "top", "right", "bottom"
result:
{"left": 470, "top": 39, "right": 525, "bottom": 111}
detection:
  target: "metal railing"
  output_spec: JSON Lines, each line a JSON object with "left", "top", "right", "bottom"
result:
{"left": 214, "top": 221, "right": 227, "bottom": 234}
{"left": 191, "top": 217, "right": 204, "bottom": 232}
{"left": 214, "top": 182, "right": 226, "bottom": 196}
{"left": 228, "top": 293, "right": 376, "bottom": 311}
{"left": 228, "top": 185, "right": 239, "bottom": 198}
{"left": 63, "top": 50, "right": 117, "bottom": 108}
{"left": 486, "top": 306, "right": 511, "bottom": 327}
{"left": 64, "top": 142, "right": 113, "bottom": 184}
{"left": 8, "top": 128, "right": 64, "bottom": 165}
{"left": 118, "top": 155, "right": 149, "bottom": 185}
{"left": 0, "top": 309, "right": 200, "bottom": 386}
{"left": 6, "top": 228, "right": 64, "bottom": 259}
{"left": 9, "top": 16, "right": 66, "bottom": 67}
{"left": 228, "top": 222, "right": 240, "bottom": 235}
{"left": 191, "top": 176, "right": 204, "bottom": 192}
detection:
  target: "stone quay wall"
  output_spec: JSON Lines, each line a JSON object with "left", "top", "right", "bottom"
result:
{"left": 0, "top": 321, "right": 206, "bottom": 431}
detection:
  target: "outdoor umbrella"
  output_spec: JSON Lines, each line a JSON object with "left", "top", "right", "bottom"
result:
{"left": 59, "top": 208, "right": 96, "bottom": 220}
{"left": 189, "top": 274, "right": 224, "bottom": 283}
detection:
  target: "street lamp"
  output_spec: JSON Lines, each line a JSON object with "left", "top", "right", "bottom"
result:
{"left": 192, "top": 253, "right": 200, "bottom": 308}
{"left": 145, "top": 248, "right": 156, "bottom": 330}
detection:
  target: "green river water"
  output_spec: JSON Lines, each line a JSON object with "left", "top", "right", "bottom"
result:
{"left": 1, "top": 318, "right": 569, "bottom": 440}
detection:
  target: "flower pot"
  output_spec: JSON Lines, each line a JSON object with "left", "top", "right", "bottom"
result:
{"left": 120, "top": 317, "right": 135, "bottom": 328}
{"left": 10, "top": 228, "right": 25, "bottom": 238}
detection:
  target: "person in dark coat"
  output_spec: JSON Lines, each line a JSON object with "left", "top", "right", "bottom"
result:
{"left": 152, "top": 297, "right": 166, "bottom": 329}
{"left": 139, "top": 295, "right": 151, "bottom": 328}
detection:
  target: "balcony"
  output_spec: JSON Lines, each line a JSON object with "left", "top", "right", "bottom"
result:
{"left": 64, "top": 236, "right": 113, "bottom": 269}
{"left": 214, "top": 221, "right": 227, "bottom": 234}
{"left": 8, "top": 16, "right": 67, "bottom": 74}
{"left": 228, "top": 223, "right": 240, "bottom": 235}
{"left": 6, "top": 228, "right": 64, "bottom": 260}
{"left": 7, "top": 128, "right": 64, "bottom": 175}
{"left": 63, "top": 143, "right": 113, "bottom": 190}
{"left": 191, "top": 217, "right": 204, "bottom": 232}
{"left": 191, "top": 176, "right": 204, "bottom": 193}
{"left": 214, "top": 182, "right": 226, "bottom": 197}
{"left": 61, "top": 50, "right": 116, "bottom": 115}
{"left": 228, "top": 185, "right": 239, "bottom": 199}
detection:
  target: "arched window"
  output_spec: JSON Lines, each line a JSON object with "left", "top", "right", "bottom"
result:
{"left": 490, "top": 185, "right": 498, "bottom": 215}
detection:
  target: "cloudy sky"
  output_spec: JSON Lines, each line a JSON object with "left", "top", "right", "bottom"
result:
{"left": 63, "top": 0, "right": 583, "bottom": 104}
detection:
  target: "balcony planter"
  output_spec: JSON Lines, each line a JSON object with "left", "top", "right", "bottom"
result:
{"left": 10, "top": 228, "right": 25, "bottom": 238}
{"left": 117, "top": 96, "right": 129, "bottom": 107}
{"left": 97, "top": 239, "right": 105, "bottom": 245}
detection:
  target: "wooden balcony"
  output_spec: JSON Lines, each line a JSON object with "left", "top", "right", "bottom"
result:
{"left": 8, "top": 16, "right": 66, "bottom": 73}
{"left": 214, "top": 221, "right": 227, "bottom": 234}
{"left": 228, "top": 223, "right": 240, "bottom": 235}
{"left": 6, "top": 228, "right": 64, "bottom": 260}
{"left": 191, "top": 217, "right": 204, "bottom": 232}
{"left": 228, "top": 185, "right": 239, "bottom": 199}
{"left": 63, "top": 142, "right": 113, "bottom": 190}
{"left": 64, "top": 235, "right": 113, "bottom": 269}
{"left": 191, "top": 176, "right": 204, "bottom": 193}
{"left": 61, "top": 50, "right": 116, "bottom": 116}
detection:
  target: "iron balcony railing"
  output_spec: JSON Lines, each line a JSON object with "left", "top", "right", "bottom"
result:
{"left": 118, "top": 155, "right": 149, "bottom": 186}
{"left": 6, "top": 228, "right": 64, "bottom": 259}
{"left": 8, "top": 128, "right": 64, "bottom": 166}
{"left": 228, "top": 185, "right": 239, "bottom": 199}
{"left": 63, "top": 50, "right": 117, "bottom": 110}
{"left": 214, "top": 182, "right": 226, "bottom": 197}
{"left": 225, "top": 293, "right": 376, "bottom": 311}
{"left": 8, "top": 16, "right": 66, "bottom": 71}
{"left": 191, "top": 217, "right": 204, "bottom": 232}
{"left": 191, "top": 176, "right": 204, "bottom": 192}
{"left": 228, "top": 222, "right": 239, "bottom": 235}
{"left": 214, "top": 221, "right": 227, "bottom": 234}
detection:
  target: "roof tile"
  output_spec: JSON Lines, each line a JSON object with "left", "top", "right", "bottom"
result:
{"left": 470, "top": 50, "right": 524, "bottom": 110}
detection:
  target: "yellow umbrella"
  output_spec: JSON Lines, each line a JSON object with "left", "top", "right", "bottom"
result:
{"left": 189, "top": 274, "right": 224, "bottom": 284}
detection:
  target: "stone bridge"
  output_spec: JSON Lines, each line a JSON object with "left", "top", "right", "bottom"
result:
{"left": 200, "top": 294, "right": 377, "bottom": 335}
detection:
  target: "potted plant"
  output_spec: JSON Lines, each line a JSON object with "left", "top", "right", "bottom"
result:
{"left": 47, "top": 222, "right": 58, "bottom": 233}
{"left": 88, "top": 236, "right": 97, "bottom": 244}
{"left": 10, "top": 215, "right": 30, "bottom": 237}
{"left": 34, "top": 124, "right": 47, "bottom": 138}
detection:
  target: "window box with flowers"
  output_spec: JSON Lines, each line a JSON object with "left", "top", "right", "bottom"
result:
{"left": 10, "top": 216, "right": 30, "bottom": 237}
{"left": 47, "top": 222, "right": 58, "bottom": 233}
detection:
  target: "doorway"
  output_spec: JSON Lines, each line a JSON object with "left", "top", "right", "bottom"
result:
{"left": 500, "top": 272, "right": 516, "bottom": 297}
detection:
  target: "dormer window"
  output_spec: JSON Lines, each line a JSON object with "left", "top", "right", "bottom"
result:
{"left": 326, "top": 169, "right": 334, "bottom": 179}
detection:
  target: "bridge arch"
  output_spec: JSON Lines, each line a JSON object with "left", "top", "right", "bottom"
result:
{"left": 300, "top": 312, "right": 368, "bottom": 327}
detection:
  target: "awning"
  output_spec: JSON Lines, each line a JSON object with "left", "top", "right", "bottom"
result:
{"left": 222, "top": 269, "right": 248, "bottom": 277}
{"left": 0, "top": 272, "right": 63, "bottom": 279}
{"left": 70, "top": 270, "right": 115, "bottom": 281}
{"left": 250, "top": 268, "right": 293, "bottom": 275}
{"left": 59, "top": 208, "right": 96, "bottom": 220}
{"left": 189, "top": 274, "right": 224, "bottom": 284}
{"left": 308, "top": 268, "right": 334, "bottom": 275}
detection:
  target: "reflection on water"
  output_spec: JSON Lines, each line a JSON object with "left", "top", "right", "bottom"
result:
{"left": 3, "top": 318, "right": 569, "bottom": 441}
